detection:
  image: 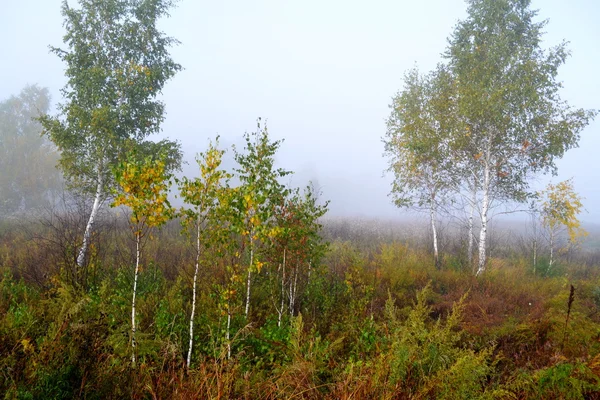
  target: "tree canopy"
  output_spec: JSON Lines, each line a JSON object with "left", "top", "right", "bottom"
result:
{"left": 40, "top": 0, "right": 182, "bottom": 270}
{"left": 41, "top": 0, "right": 182, "bottom": 193}
{"left": 384, "top": 0, "right": 597, "bottom": 274}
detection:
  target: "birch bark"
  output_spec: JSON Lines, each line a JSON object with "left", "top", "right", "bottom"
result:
{"left": 76, "top": 162, "right": 104, "bottom": 269}
{"left": 131, "top": 231, "right": 141, "bottom": 366}
{"left": 467, "top": 183, "right": 476, "bottom": 271}
{"left": 278, "top": 248, "right": 286, "bottom": 327}
{"left": 430, "top": 196, "right": 439, "bottom": 269}
{"left": 476, "top": 161, "right": 490, "bottom": 276}
{"left": 244, "top": 233, "right": 253, "bottom": 318}
{"left": 186, "top": 221, "right": 201, "bottom": 368}
{"left": 549, "top": 229, "right": 555, "bottom": 271}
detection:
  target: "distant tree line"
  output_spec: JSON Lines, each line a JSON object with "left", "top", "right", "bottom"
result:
{"left": 0, "top": 85, "right": 61, "bottom": 217}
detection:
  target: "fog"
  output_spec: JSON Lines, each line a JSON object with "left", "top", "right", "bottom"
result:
{"left": 1, "top": 0, "right": 599, "bottom": 220}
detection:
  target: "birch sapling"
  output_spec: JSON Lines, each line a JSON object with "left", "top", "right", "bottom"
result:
{"left": 179, "top": 138, "right": 230, "bottom": 368}
{"left": 268, "top": 185, "right": 329, "bottom": 322}
{"left": 538, "top": 179, "right": 587, "bottom": 271}
{"left": 112, "top": 153, "right": 174, "bottom": 367}
{"left": 233, "top": 119, "right": 291, "bottom": 319}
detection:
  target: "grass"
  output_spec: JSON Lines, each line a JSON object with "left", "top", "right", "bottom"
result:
{"left": 1, "top": 218, "right": 600, "bottom": 399}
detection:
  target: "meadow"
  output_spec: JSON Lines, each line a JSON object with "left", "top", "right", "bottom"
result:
{"left": 1, "top": 213, "right": 599, "bottom": 399}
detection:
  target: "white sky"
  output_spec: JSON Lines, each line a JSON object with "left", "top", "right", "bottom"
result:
{"left": 1, "top": 0, "right": 598, "bottom": 220}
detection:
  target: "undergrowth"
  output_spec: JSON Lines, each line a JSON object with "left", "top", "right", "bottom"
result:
{"left": 1, "top": 223, "right": 600, "bottom": 399}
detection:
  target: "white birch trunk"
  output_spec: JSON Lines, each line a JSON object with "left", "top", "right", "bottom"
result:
{"left": 131, "top": 231, "right": 141, "bottom": 366}
{"left": 430, "top": 198, "right": 439, "bottom": 269}
{"left": 549, "top": 229, "right": 555, "bottom": 271}
{"left": 476, "top": 164, "right": 490, "bottom": 276}
{"left": 226, "top": 302, "right": 231, "bottom": 359}
{"left": 289, "top": 268, "right": 294, "bottom": 316}
{"left": 533, "top": 237, "right": 537, "bottom": 274}
{"left": 76, "top": 164, "right": 104, "bottom": 269}
{"left": 292, "top": 267, "right": 298, "bottom": 315}
{"left": 278, "top": 248, "right": 286, "bottom": 328}
{"left": 289, "top": 266, "right": 298, "bottom": 317}
{"left": 244, "top": 234, "right": 253, "bottom": 318}
{"left": 467, "top": 184, "right": 476, "bottom": 271}
{"left": 186, "top": 221, "right": 201, "bottom": 369}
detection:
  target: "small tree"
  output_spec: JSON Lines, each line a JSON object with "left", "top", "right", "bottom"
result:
{"left": 287, "top": 185, "right": 329, "bottom": 317}
{"left": 538, "top": 179, "right": 587, "bottom": 271}
{"left": 219, "top": 186, "right": 245, "bottom": 359}
{"left": 233, "top": 119, "right": 291, "bottom": 319}
{"left": 112, "top": 152, "right": 174, "bottom": 366}
{"left": 269, "top": 185, "right": 328, "bottom": 326}
{"left": 179, "top": 138, "right": 230, "bottom": 368}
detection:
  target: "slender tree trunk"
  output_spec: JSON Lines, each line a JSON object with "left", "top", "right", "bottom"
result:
{"left": 289, "top": 266, "right": 298, "bottom": 317}
{"left": 187, "top": 221, "right": 201, "bottom": 369}
{"left": 476, "top": 165, "right": 490, "bottom": 276}
{"left": 430, "top": 198, "right": 439, "bottom": 269}
{"left": 549, "top": 229, "right": 555, "bottom": 271}
{"left": 244, "top": 234, "right": 253, "bottom": 318}
{"left": 226, "top": 301, "right": 231, "bottom": 359}
{"left": 131, "top": 230, "right": 141, "bottom": 366}
{"left": 77, "top": 164, "right": 104, "bottom": 269}
{"left": 533, "top": 237, "right": 537, "bottom": 274}
{"left": 278, "top": 248, "right": 286, "bottom": 328}
{"left": 289, "top": 268, "right": 293, "bottom": 316}
{"left": 531, "top": 211, "right": 538, "bottom": 274}
{"left": 292, "top": 267, "right": 298, "bottom": 314}
{"left": 468, "top": 184, "right": 476, "bottom": 271}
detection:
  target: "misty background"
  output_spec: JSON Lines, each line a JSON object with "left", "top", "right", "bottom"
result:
{"left": 1, "top": 0, "right": 598, "bottom": 221}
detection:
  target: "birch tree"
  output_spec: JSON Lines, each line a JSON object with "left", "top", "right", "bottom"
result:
{"left": 445, "top": 0, "right": 596, "bottom": 275}
{"left": 384, "top": 66, "right": 457, "bottom": 269}
{"left": 40, "top": 0, "right": 181, "bottom": 278}
{"left": 112, "top": 152, "right": 174, "bottom": 367}
{"left": 288, "top": 186, "right": 328, "bottom": 316}
{"left": 233, "top": 119, "right": 291, "bottom": 319}
{"left": 179, "top": 138, "right": 230, "bottom": 368}
{"left": 269, "top": 185, "right": 328, "bottom": 326}
{"left": 219, "top": 186, "right": 243, "bottom": 359}
{"left": 538, "top": 179, "right": 587, "bottom": 271}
